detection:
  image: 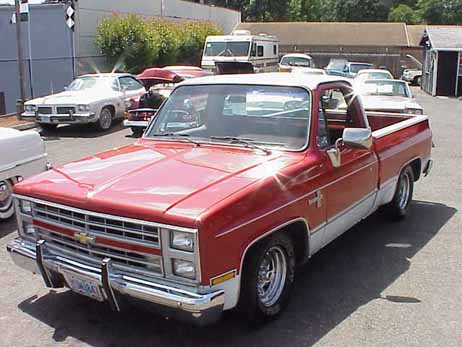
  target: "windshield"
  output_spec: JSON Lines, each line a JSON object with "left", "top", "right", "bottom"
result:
{"left": 204, "top": 41, "right": 250, "bottom": 57}
{"left": 357, "top": 71, "right": 392, "bottom": 81}
{"left": 281, "top": 56, "right": 312, "bottom": 67}
{"left": 350, "top": 64, "right": 372, "bottom": 74}
{"left": 327, "top": 60, "right": 346, "bottom": 71}
{"left": 67, "top": 77, "right": 118, "bottom": 91}
{"left": 359, "top": 81, "right": 410, "bottom": 97}
{"left": 146, "top": 84, "right": 311, "bottom": 151}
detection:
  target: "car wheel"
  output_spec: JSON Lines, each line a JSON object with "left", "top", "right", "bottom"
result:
{"left": 384, "top": 165, "right": 414, "bottom": 221}
{"left": 238, "top": 232, "right": 295, "bottom": 323}
{"left": 415, "top": 76, "right": 422, "bottom": 86}
{"left": 40, "top": 123, "right": 58, "bottom": 132}
{"left": 0, "top": 179, "right": 14, "bottom": 220}
{"left": 96, "top": 107, "right": 113, "bottom": 131}
{"left": 131, "top": 127, "right": 144, "bottom": 137}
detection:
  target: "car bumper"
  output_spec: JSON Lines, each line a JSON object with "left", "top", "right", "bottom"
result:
{"left": 20, "top": 112, "right": 97, "bottom": 124}
{"left": 7, "top": 238, "right": 225, "bottom": 325}
{"left": 401, "top": 76, "right": 412, "bottom": 82}
{"left": 123, "top": 120, "right": 149, "bottom": 128}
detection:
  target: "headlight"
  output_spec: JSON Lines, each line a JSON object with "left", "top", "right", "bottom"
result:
{"left": 172, "top": 259, "right": 195, "bottom": 279}
{"left": 170, "top": 231, "right": 195, "bottom": 252}
{"left": 24, "top": 105, "right": 36, "bottom": 112}
{"left": 20, "top": 200, "right": 32, "bottom": 215}
{"left": 77, "top": 104, "right": 91, "bottom": 112}
{"left": 405, "top": 108, "right": 423, "bottom": 115}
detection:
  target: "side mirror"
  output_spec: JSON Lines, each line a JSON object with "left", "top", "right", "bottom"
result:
{"left": 342, "top": 128, "right": 373, "bottom": 150}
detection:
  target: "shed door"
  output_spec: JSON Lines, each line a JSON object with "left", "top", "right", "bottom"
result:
{"left": 436, "top": 51, "right": 458, "bottom": 96}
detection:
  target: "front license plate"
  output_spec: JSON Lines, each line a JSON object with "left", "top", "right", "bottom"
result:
{"left": 39, "top": 115, "right": 50, "bottom": 123}
{"left": 64, "top": 272, "right": 104, "bottom": 301}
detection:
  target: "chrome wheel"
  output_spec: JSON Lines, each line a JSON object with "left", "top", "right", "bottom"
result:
{"left": 98, "top": 108, "right": 112, "bottom": 130}
{"left": 0, "top": 180, "right": 14, "bottom": 219}
{"left": 398, "top": 171, "right": 411, "bottom": 210}
{"left": 257, "top": 246, "right": 287, "bottom": 307}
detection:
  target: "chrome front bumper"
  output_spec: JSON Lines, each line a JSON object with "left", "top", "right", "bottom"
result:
{"left": 19, "top": 112, "right": 97, "bottom": 124}
{"left": 7, "top": 238, "right": 224, "bottom": 325}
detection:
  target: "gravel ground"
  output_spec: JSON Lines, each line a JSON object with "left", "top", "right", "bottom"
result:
{"left": 0, "top": 88, "right": 461, "bottom": 347}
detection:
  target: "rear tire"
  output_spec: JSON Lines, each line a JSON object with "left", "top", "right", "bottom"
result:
{"left": 96, "top": 107, "right": 113, "bottom": 131}
{"left": 414, "top": 76, "right": 422, "bottom": 86}
{"left": 0, "top": 179, "right": 14, "bottom": 221}
{"left": 384, "top": 166, "right": 414, "bottom": 221}
{"left": 40, "top": 123, "right": 57, "bottom": 132}
{"left": 238, "top": 232, "right": 295, "bottom": 324}
{"left": 131, "top": 127, "right": 144, "bottom": 137}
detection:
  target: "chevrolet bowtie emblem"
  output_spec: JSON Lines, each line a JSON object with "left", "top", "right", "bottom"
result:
{"left": 74, "top": 232, "right": 95, "bottom": 245}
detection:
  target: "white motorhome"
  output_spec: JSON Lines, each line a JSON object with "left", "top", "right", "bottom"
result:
{"left": 201, "top": 30, "right": 279, "bottom": 73}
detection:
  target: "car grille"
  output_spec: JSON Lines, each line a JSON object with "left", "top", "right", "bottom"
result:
{"left": 32, "top": 202, "right": 163, "bottom": 277}
{"left": 57, "top": 107, "right": 76, "bottom": 114}
{"left": 37, "top": 107, "right": 52, "bottom": 114}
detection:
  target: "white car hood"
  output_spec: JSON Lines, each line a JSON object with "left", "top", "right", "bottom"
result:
{"left": 361, "top": 95, "right": 422, "bottom": 111}
{"left": 27, "top": 89, "right": 118, "bottom": 106}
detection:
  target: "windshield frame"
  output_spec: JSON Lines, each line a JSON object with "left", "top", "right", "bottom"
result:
{"left": 204, "top": 41, "right": 251, "bottom": 58}
{"left": 143, "top": 83, "right": 313, "bottom": 153}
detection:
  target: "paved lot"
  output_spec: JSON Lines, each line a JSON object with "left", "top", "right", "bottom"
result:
{"left": 0, "top": 88, "right": 461, "bottom": 347}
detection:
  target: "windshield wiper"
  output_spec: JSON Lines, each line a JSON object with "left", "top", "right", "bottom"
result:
{"left": 210, "top": 136, "right": 272, "bottom": 154}
{"left": 151, "top": 133, "right": 200, "bottom": 146}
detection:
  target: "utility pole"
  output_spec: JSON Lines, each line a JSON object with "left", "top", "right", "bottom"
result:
{"left": 15, "top": 0, "right": 26, "bottom": 102}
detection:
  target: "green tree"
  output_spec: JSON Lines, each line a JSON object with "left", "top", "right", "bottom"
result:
{"left": 389, "top": 4, "right": 418, "bottom": 23}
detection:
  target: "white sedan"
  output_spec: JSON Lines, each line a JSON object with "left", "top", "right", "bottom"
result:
{"left": 0, "top": 127, "right": 49, "bottom": 220}
{"left": 357, "top": 79, "right": 423, "bottom": 115}
{"left": 20, "top": 73, "right": 146, "bottom": 131}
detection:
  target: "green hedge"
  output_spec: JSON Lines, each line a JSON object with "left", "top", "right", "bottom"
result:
{"left": 96, "top": 14, "right": 222, "bottom": 73}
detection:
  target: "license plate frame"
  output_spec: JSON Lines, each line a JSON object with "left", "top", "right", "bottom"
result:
{"left": 64, "top": 272, "right": 104, "bottom": 302}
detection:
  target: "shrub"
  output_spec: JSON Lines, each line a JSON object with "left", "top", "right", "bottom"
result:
{"left": 96, "top": 15, "right": 222, "bottom": 73}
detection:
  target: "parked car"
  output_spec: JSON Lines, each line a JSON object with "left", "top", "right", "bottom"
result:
{"left": 20, "top": 73, "right": 146, "bottom": 132}
{"left": 357, "top": 79, "right": 423, "bottom": 115}
{"left": 0, "top": 127, "right": 49, "bottom": 220}
{"left": 125, "top": 67, "right": 210, "bottom": 135}
{"left": 355, "top": 69, "right": 393, "bottom": 83}
{"left": 326, "top": 60, "right": 373, "bottom": 78}
{"left": 278, "top": 53, "right": 315, "bottom": 72}
{"left": 7, "top": 73, "right": 432, "bottom": 325}
{"left": 401, "top": 68, "right": 422, "bottom": 86}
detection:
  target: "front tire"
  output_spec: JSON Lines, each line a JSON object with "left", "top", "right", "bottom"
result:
{"left": 414, "top": 76, "right": 422, "bottom": 86}
{"left": 0, "top": 180, "right": 14, "bottom": 220}
{"left": 238, "top": 233, "right": 295, "bottom": 323}
{"left": 131, "top": 127, "right": 144, "bottom": 137}
{"left": 96, "top": 107, "right": 113, "bottom": 131}
{"left": 40, "top": 123, "right": 57, "bottom": 132}
{"left": 384, "top": 165, "right": 414, "bottom": 221}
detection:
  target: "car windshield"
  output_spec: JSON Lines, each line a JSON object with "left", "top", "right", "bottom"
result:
{"left": 67, "top": 76, "right": 117, "bottom": 91}
{"left": 327, "top": 60, "right": 346, "bottom": 70}
{"left": 281, "top": 56, "right": 312, "bottom": 67}
{"left": 357, "top": 71, "right": 392, "bottom": 80}
{"left": 146, "top": 84, "right": 311, "bottom": 151}
{"left": 204, "top": 41, "right": 250, "bottom": 57}
{"left": 359, "top": 81, "right": 410, "bottom": 97}
{"left": 350, "top": 64, "right": 372, "bottom": 74}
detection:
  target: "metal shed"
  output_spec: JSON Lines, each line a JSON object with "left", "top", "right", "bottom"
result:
{"left": 420, "top": 27, "right": 462, "bottom": 97}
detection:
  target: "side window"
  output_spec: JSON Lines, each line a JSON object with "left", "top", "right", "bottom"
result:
{"left": 273, "top": 45, "right": 277, "bottom": 55}
{"left": 317, "top": 108, "right": 330, "bottom": 149}
{"left": 257, "top": 46, "right": 264, "bottom": 57}
{"left": 119, "top": 77, "right": 144, "bottom": 91}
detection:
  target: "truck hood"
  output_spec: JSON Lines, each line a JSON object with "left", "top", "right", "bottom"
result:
{"left": 362, "top": 95, "right": 422, "bottom": 111}
{"left": 27, "top": 89, "right": 117, "bottom": 106}
{"left": 14, "top": 140, "right": 301, "bottom": 227}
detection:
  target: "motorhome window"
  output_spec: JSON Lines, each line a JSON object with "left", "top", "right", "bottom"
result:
{"left": 273, "top": 45, "right": 277, "bottom": 55}
{"left": 257, "top": 46, "right": 264, "bottom": 57}
{"left": 204, "top": 41, "right": 250, "bottom": 57}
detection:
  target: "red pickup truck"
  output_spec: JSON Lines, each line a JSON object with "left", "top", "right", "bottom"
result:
{"left": 7, "top": 74, "right": 433, "bottom": 325}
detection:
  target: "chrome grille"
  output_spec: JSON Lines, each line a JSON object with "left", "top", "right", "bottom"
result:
{"left": 37, "top": 107, "right": 52, "bottom": 114}
{"left": 57, "top": 106, "right": 76, "bottom": 114}
{"left": 31, "top": 202, "right": 163, "bottom": 276}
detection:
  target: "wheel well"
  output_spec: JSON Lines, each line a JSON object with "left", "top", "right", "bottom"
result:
{"left": 102, "top": 105, "right": 115, "bottom": 117}
{"left": 408, "top": 159, "right": 421, "bottom": 181}
{"left": 241, "top": 220, "right": 310, "bottom": 271}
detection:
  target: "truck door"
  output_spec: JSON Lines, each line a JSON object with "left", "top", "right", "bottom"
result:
{"left": 316, "top": 84, "right": 379, "bottom": 247}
